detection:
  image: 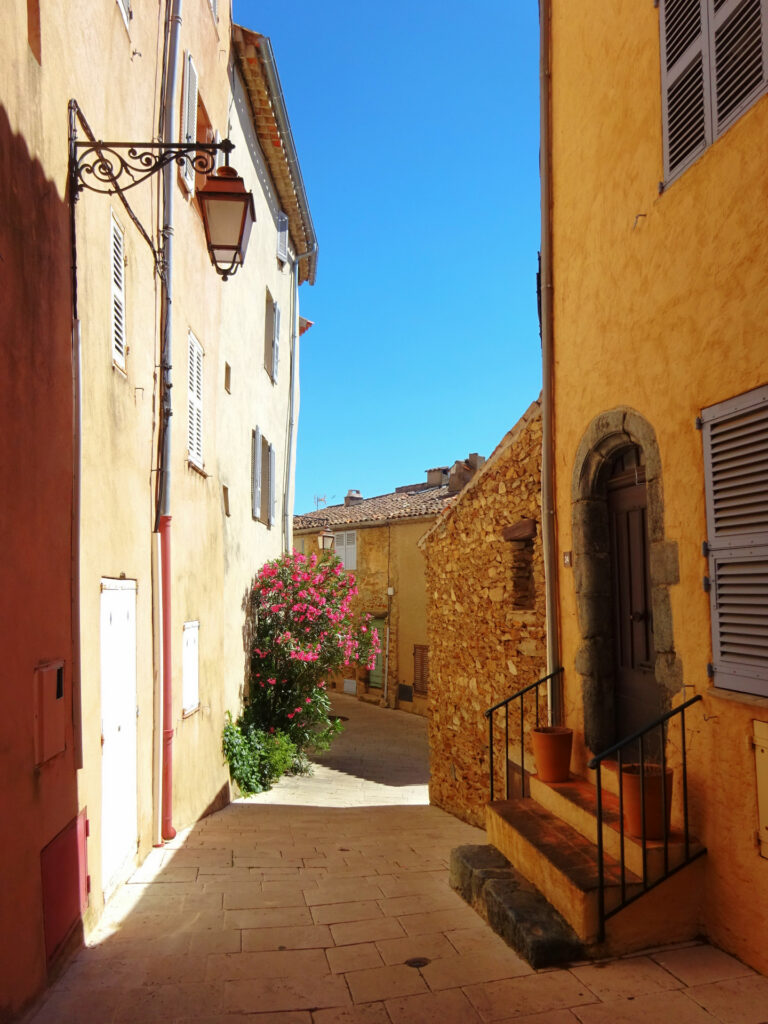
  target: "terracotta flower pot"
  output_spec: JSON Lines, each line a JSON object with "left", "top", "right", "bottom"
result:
{"left": 621, "top": 764, "right": 673, "bottom": 840}
{"left": 532, "top": 726, "right": 573, "bottom": 783}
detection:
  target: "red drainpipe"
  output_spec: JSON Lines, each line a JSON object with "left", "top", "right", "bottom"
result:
{"left": 160, "top": 513, "right": 176, "bottom": 840}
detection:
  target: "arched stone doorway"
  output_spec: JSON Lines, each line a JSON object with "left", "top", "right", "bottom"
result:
{"left": 571, "top": 409, "right": 683, "bottom": 754}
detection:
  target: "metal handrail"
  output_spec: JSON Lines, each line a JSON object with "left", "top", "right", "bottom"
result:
{"left": 587, "top": 693, "right": 706, "bottom": 942}
{"left": 485, "top": 667, "right": 563, "bottom": 801}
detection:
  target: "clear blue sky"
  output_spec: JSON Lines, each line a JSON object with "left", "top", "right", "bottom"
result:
{"left": 233, "top": 1, "right": 542, "bottom": 514}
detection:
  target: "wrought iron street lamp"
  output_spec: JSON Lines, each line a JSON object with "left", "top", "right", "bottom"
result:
{"left": 197, "top": 167, "right": 256, "bottom": 280}
{"left": 319, "top": 529, "right": 335, "bottom": 551}
{"left": 68, "top": 100, "right": 255, "bottom": 280}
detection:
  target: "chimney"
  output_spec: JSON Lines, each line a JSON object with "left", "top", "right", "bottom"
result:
{"left": 426, "top": 466, "right": 449, "bottom": 487}
{"left": 344, "top": 489, "right": 363, "bottom": 506}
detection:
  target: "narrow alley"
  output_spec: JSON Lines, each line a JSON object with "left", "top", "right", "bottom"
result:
{"left": 22, "top": 696, "right": 768, "bottom": 1024}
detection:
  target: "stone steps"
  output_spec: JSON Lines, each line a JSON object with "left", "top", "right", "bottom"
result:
{"left": 486, "top": 797, "right": 643, "bottom": 942}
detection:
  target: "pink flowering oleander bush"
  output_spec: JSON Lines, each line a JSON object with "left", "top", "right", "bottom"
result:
{"left": 223, "top": 550, "right": 381, "bottom": 794}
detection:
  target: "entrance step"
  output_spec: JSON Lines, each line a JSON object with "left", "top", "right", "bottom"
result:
{"left": 529, "top": 775, "right": 705, "bottom": 881}
{"left": 449, "top": 844, "right": 584, "bottom": 968}
{"left": 486, "top": 798, "right": 642, "bottom": 942}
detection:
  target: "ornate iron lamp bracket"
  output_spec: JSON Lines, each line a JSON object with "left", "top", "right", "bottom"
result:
{"left": 71, "top": 138, "right": 234, "bottom": 197}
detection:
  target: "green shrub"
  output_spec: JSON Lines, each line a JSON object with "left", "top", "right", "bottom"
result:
{"left": 222, "top": 713, "right": 298, "bottom": 796}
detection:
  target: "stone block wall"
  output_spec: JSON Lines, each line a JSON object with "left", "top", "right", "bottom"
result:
{"left": 421, "top": 401, "right": 546, "bottom": 826}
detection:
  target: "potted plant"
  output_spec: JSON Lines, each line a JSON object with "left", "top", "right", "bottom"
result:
{"left": 532, "top": 725, "right": 573, "bottom": 783}
{"left": 621, "top": 763, "right": 673, "bottom": 839}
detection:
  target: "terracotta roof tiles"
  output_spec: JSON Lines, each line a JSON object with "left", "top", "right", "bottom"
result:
{"left": 294, "top": 485, "right": 454, "bottom": 530}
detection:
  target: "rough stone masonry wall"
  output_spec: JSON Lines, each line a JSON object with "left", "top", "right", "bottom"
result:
{"left": 422, "top": 404, "right": 546, "bottom": 827}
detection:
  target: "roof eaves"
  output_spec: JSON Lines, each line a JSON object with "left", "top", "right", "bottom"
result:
{"left": 232, "top": 25, "right": 318, "bottom": 285}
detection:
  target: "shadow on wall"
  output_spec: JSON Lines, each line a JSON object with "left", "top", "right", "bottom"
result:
{"left": 0, "top": 103, "right": 80, "bottom": 1017}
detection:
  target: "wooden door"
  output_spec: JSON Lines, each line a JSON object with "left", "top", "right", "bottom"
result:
{"left": 100, "top": 578, "right": 138, "bottom": 899}
{"left": 607, "top": 454, "right": 658, "bottom": 741}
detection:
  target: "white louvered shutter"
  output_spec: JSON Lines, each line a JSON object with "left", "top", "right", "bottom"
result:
{"left": 276, "top": 212, "right": 289, "bottom": 262}
{"left": 268, "top": 443, "right": 276, "bottom": 527}
{"left": 110, "top": 214, "right": 126, "bottom": 369}
{"left": 660, "top": 0, "right": 712, "bottom": 181}
{"left": 710, "top": 0, "right": 767, "bottom": 135}
{"left": 702, "top": 384, "right": 768, "bottom": 696}
{"left": 116, "top": 0, "right": 132, "bottom": 30}
{"left": 272, "top": 302, "right": 280, "bottom": 382}
{"left": 187, "top": 333, "right": 203, "bottom": 467}
{"left": 252, "top": 427, "right": 262, "bottom": 519}
{"left": 181, "top": 53, "right": 198, "bottom": 191}
{"left": 345, "top": 530, "right": 357, "bottom": 570}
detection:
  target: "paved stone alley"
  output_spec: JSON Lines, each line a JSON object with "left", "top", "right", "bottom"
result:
{"left": 22, "top": 694, "right": 768, "bottom": 1023}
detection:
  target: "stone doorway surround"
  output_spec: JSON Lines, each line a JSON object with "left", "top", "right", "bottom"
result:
{"left": 571, "top": 408, "right": 683, "bottom": 754}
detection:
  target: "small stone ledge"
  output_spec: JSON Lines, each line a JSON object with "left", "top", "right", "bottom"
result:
{"left": 449, "top": 844, "right": 584, "bottom": 969}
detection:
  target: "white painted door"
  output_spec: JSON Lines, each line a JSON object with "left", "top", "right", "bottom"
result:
{"left": 100, "top": 578, "right": 138, "bottom": 899}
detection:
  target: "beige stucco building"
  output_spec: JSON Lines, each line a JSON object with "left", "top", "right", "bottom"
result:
{"left": 293, "top": 458, "right": 485, "bottom": 715}
{"left": 0, "top": 2, "right": 316, "bottom": 1015}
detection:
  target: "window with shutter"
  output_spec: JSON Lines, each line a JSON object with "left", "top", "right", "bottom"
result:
{"left": 187, "top": 332, "right": 203, "bottom": 468}
{"left": 116, "top": 0, "right": 132, "bottom": 31}
{"left": 261, "top": 434, "right": 270, "bottom": 523}
{"left": 277, "top": 212, "right": 289, "bottom": 262}
{"left": 660, "top": 0, "right": 767, "bottom": 183}
{"left": 264, "top": 290, "right": 275, "bottom": 378}
{"left": 701, "top": 384, "right": 768, "bottom": 696}
{"left": 413, "top": 644, "right": 429, "bottom": 696}
{"left": 110, "top": 214, "right": 127, "bottom": 370}
{"left": 180, "top": 53, "right": 198, "bottom": 192}
{"left": 182, "top": 621, "right": 200, "bottom": 713}
{"left": 272, "top": 303, "right": 280, "bottom": 383}
{"left": 252, "top": 427, "right": 262, "bottom": 520}
{"left": 335, "top": 531, "right": 357, "bottom": 570}
{"left": 268, "top": 442, "right": 276, "bottom": 527}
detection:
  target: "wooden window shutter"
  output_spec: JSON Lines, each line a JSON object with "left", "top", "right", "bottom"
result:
{"left": 252, "top": 426, "right": 261, "bottom": 519}
{"left": 110, "top": 214, "right": 126, "bottom": 370}
{"left": 181, "top": 53, "right": 198, "bottom": 191}
{"left": 264, "top": 291, "right": 274, "bottom": 376}
{"left": 702, "top": 384, "right": 768, "bottom": 696}
{"left": 413, "top": 644, "right": 429, "bottom": 695}
{"left": 345, "top": 531, "right": 357, "bottom": 570}
{"left": 277, "top": 212, "right": 289, "bottom": 262}
{"left": 710, "top": 0, "right": 767, "bottom": 134}
{"left": 334, "top": 532, "right": 345, "bottom": 565}
{"left": 268, "top": 442, "right": 276, "bottom": 527}
{"left": 187, "top": 332, "right": 203, "bottom": 467}
{"left": 660, "top": 0, "right": 712, "bottom": 180}
{"left": 116, "top": 0, "right": 132, "bottom": 30}
{"left": 272, "top": 302, "right": 280, "bottom": 382}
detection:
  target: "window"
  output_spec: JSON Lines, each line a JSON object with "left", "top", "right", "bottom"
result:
{"left": 224, "top": 361, "right": 231, "bottom": 393}
{"left": 110, "top": 213, "right": 126, "bottom": 370}
{"left": 660, "top": 0, "right": 767, "bottom": 183}
{"left": 182, "top": 621, "right": 200, "bottom": 714}
{"left": 180, "top": 52, "right": 199, "bottom": 191}
{"left": 701, "top": 383, "right": 768, "bottom": 696}
{"left": 264, "top": 291, "right": 280, "bottom": 383}
{"left": 413, "top": 644, "right": 429, "bottom": 696}
{"left": 335, "top": 531, "right": 357, "bottom": 570}
{"left": 187, "top": 331, "right": 203, "bottom": 468}
{"left": 116, "top": 0, "right": 132, "bottom": 31}
{"left": 277, "top": 211, "right": 289, "bottom": 262}
{"left": 252, "top": 427, "right": 276, "bottom": 526}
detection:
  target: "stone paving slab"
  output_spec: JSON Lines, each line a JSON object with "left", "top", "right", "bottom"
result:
{"left": 19, "top": 694, "right": 766, "bottom": 1023}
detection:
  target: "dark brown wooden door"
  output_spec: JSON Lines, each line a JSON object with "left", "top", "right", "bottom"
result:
{"left": 607, "top": 458, "right": 658, "bottom": 741}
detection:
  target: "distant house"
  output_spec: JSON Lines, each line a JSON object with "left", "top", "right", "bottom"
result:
{"left": 420, "top": 402, "right": 544, "bottom": 824}
{"left": 293, "top": 456, "right": 485, "bottom": 714}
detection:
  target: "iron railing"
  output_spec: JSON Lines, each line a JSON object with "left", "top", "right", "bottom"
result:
{"left": 485, "top": 667, "right": 563, "bottom": 800}
{"left": 588, "top": 693, "right": 706, "bottom": 942}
